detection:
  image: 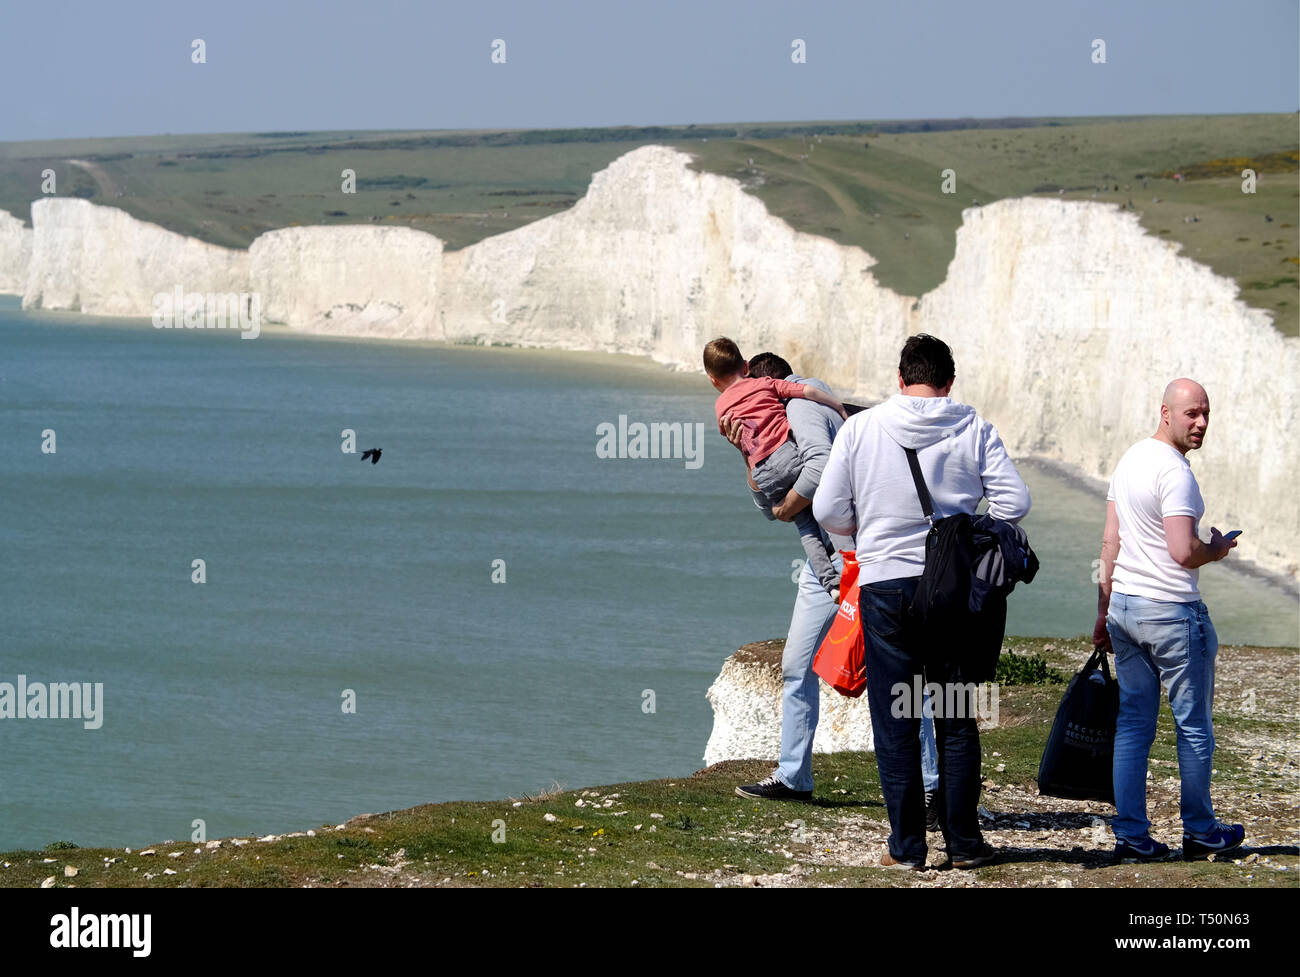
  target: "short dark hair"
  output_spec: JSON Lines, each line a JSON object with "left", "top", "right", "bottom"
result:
{"left": 899, "top": 334, "right": 955, "bottom": 388}
{"left": 703, "top": 337, "right": 746, "bottom": 378}
{"left": 747, "top": 351, "right": 794, "bottom": 380}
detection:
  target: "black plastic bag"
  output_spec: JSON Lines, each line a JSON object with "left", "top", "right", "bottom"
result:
{"left": 1036, "top": 649, "right": 1119, "bottom": 804}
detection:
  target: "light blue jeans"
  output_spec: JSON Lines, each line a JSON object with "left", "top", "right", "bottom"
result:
{"left": 777, "top": 555, "right": 938, "bottom": 793}
{"left": 1107, "top": 592, "right": 1219, "bottom": 841}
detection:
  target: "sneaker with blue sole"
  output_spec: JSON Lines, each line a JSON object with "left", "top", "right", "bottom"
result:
{"left": 1114, "top": 836, "right": 1171, "bottom": 861}
{"left": 1183, "top": 822, "right": 1245, "bottom": 861}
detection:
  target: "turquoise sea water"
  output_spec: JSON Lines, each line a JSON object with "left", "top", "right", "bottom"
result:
{"left": 1, "top": 299, "right": 1295, "bottom": 851}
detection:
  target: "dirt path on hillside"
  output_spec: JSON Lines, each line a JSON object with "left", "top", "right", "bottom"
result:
{"left": 65, "top": 159, "right": 119, "bottom": 197}
{"left": 756, "top": 142, "right": 865, "bottom": 221}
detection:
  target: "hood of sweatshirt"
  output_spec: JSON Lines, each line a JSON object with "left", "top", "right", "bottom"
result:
{"left": 874, "top": 394, "right": 977, "bottom": 450}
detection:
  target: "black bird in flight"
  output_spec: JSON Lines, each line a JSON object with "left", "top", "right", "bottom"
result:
{"left": 361, "top": 448, "right": 382, "bottom": 464}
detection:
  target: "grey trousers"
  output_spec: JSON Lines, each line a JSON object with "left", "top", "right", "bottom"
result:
{"left": 752, "top": 439, "right": 839, "bottom": 596}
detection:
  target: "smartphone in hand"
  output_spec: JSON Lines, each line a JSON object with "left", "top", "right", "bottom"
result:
{"left": 1222, "top": 530, "right": 1242, "bottom": 541}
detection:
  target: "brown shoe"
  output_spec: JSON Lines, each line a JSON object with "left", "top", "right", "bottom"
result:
{"left": 881, "top": 851, "right": 925, "bottom": 871}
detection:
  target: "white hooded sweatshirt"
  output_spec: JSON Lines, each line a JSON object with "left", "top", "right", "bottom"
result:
{"left": 812, "top": 394, "right": 1031, "bottom": 586}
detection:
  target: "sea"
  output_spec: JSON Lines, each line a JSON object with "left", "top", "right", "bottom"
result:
{"left": 1, "top": 297, "right": 1295, "bottom": 851}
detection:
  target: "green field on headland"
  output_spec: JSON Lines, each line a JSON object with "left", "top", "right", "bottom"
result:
{"left": 4, "top": 636, "right": 1294, "bottom": 889}
{"left": 0, "top": 113, "right": 1295, "bottom": 334}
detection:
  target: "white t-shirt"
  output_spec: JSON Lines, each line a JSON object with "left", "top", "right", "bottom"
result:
{"left": 1108, "top": 437, "right": 1204, "bottom": 603}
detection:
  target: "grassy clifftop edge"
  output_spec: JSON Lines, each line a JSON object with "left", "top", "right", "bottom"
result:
{"left": 2, "top": 635, "right": 1295, "bottom": 888}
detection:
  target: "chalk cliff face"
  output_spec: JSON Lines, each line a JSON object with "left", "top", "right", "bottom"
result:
{"left": 22, "top": 197, "right": 248, "bottom": 317}
{"left": 249, "top": 226, "right": 442, "bottom": 339}
{"left": 0, "top": 146, "right": 1295, "bottom": 578}
{"left": 703, "top": 641, "right": 874, "bottom": 768}
{"left": 917, "top": 200, "right": 1299, "bottom": 583}
{"left": 704, "top": 640, "right": 1001, "bottom": 769}
{"left": 0, "top": 209, "right": 32, "bottom": 295}
{"left": 436, "top": 147, "right": 913, "bottom": 383}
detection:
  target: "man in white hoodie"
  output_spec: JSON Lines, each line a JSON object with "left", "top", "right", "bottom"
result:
{"left": 813, "top": 334, "right": 1031, "bottom": 870}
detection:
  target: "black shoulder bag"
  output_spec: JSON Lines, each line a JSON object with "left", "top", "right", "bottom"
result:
{"left": 902, "top": 446, "right": 1008, "bottom": 682}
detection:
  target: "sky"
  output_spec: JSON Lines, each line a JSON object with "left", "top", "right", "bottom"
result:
{"left": 1, "top": 0, "right": 1296, "bottom": 142}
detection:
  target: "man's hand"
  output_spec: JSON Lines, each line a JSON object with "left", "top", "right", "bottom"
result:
{"left": 772, "top": 489, "right": 812, "bottom": 522}
{"left": 720, "top": 412, "right": 760, "bottom": 488}
{"left": 1093, "top": 613, "right": 1112, "bottom": 656}
{"left": 719, "top": 413, "right": 745, "bottom": 450}
{"left": 1206, "top": 526, "right": 1238, "bottom": 562}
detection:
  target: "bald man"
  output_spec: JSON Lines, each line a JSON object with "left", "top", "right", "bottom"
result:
{"left": 1094, "top": 379, "right": 1242, "bottom": 863}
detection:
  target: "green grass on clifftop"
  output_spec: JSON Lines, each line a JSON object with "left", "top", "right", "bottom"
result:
{"left": 3, "top": 635, "right": 1294, "bottom": 889}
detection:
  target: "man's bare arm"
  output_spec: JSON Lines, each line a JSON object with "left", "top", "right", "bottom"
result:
{"left": 772, "top": 489, "right": 811, "bottom": 522}
{"left": 1093, "top": 501, "right": 1120, "bottom": 651}
{"left": 1164, "top": 515, "right": 1235, "bottom": 569}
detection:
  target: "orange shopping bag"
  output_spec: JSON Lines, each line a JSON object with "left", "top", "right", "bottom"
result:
{"left": 812, "top": 551, "right": 866, "bottom": 697}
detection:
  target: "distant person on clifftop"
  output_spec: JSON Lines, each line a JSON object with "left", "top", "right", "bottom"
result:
{"left": 1094, "top": 379, "right": 1243, "bottom": 863}
{"left": 813, "top": 334, "right": 1031, "bottom": 869}
{"left": 704, "top": 336, "right": 848, "bottom": 601}
{"left": 717, "top": 346, "right": 939, "bottom": 813}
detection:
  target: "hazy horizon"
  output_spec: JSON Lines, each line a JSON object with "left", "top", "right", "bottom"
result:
{"left": 2, "top": 0, "right": 1295, "bottom": 142}
{"left": 6, "top": 109, "right": 1299, "bottom": 150}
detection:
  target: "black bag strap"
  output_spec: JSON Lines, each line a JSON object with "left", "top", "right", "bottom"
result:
{"left": 1083, "top": 647, "right": 1113, "bottom": 681}
{"left": 902, "top": 446, "right": 935, "bottom": 525}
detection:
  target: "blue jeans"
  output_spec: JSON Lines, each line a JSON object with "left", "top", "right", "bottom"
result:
{"left": 1107, "top": 592, "right": 1219, "bottom": 841}
{"left": 860, "top": 576, "right": 982, "bottom": 864}
{"left": 776, "top": 557, "right": 937, "bottom": 793}
{"left": 920, "top": 693, "right": 938, "bottom": 793}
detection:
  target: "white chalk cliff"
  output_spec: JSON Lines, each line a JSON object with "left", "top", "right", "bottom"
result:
{"left": 703, "top": 640, "right": 998, "bottom": 768}
{"left": 249, "top": 225, "right": 442, "bottom": 339}
{"left": 2, "top": 146, "right": 1296, "bottom": 580}
{"left": 704, "top": 642, "right": 874, "bottom": 768}
{"left": 0, "top": 208, "right": 32, "bottom": 295}
{"left": 21, "top": 197, "right": 248, "bottom": 316}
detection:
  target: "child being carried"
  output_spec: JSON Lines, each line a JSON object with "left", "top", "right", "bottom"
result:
{"left": 704, "top": 337, "right": 847, "bottom": 601}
